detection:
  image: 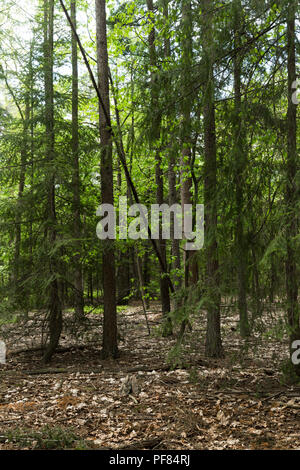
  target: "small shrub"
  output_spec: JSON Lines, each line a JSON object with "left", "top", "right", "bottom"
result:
{"left": 280, "top": 359, "right": 300, "bottom": 385}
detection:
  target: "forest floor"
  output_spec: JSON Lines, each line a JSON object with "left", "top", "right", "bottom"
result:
{"left": 0, "top": 301, "right": 299, "bottom": 450}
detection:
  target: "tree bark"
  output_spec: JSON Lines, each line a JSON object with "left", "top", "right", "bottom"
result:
{"left": 180, "top": 0, "right": 198, "bottom": 289}
{"left": 95, "top": 0, "right": 118, "bottom": 358}
{"left": 202, "top": 0, "right": 223, "bottom": 358}
{"left": 285, "top": 0, "right": 300, "bottom": 376}
{"left": 71, "top": 0, "right": 84, "bottom": 321}
{"left": 146, "top": 0, "right": 171, "bottom": 333}
{"left": 233, "top": 0, "right": 250, "bottom": 337}
{"left": 43, "top": 0, "right": 63, "bottom": 363}
{"left": 13, "top": 85, "right": 30, "bottom": 303}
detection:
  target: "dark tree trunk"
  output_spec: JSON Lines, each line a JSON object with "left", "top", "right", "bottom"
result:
{"left": 180, "top": 0, "right": 198, "bottom": 289}
{"left": 14, "top": 92, "right": 29, "bottom": 303}
{"left": 202, "top": 0, "right": 223, "bottom": 358}
{"left": 146, "top": 0, "right": 171, "bottom": 333}
{"left": 71, "top": 0, "right": 84, "bottom": 321}
{"left": 43, "top": 0, "right": 62, "bottom": 363}
{"left": 163, "top": 0, "right": 180, "bottom": 304}
{"left": 233, "top": 0, "right": 250, "bottom": 337}
{"left": 168, "top": 154, "right": 181, "bottom": 289}
{"left": 285, "top": 0, "right": 300, "bottom": 376}
{"left": 89, "top": 271, "right": 94, "bottom": 305}
{"left": 95, "top": 0, "right": 118, "bottom": 358}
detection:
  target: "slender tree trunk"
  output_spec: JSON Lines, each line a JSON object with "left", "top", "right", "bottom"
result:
{"left": 142, "top": 246, "right": 150, "bottom": 308}
{"left": 180, "top": 0, "right": 198, "bottom": 289}
{"left": 202, "top": 0, "right": 223, "bottom": 358}
{"left": 168, "top": 153, "right": 181, "bottom": 288}
{"left": 43, "top": 0, "right": 62, "bottom": 363}
{"left": 233, "top": 0, "right": 250, "bottom": 337}
{"left": 71, "top": 0, "right": 84, "bottom": 321}
{"left": 89, "top": 270, "right": 93, "bottom": 305}
{"left": 146, "top": 0, "right": 171, "bottom": 334}
{"left": 14, "top": 93, "right": 30, "bottom": 302}
{"left": 285, "top": 0, "right": 300, "bottom": 376}
{"left": 29, "top": 41, "right": 35, "bottom": 267}
{"left": 164, "top": 1, "right": 181, "bottom": 287}
{"left": 95, "top": 0, "right": 118, "bottom": 358}
{"left": 115, "top": 160, "right": 130, "bottom": 305}
{"left": 251, "top": 245, "right": 261, "bottom": 319}
{"left": 270, "top": 246, "right": 277, "bottom": 303}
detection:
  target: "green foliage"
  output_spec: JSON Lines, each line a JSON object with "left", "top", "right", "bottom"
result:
{"left": 3, "top": 425, "right": 92, "bottom": 450}
{"left": 166, "top": 343, "right": 186, "bottom": 370}
{"left": 83, "top": 305, "right": 128, "bottom": 315}
{"left": 0, "top": 0, "right": 299, "bottom": 368}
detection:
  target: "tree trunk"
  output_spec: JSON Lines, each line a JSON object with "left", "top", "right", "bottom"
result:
{"left": 146, "top": 0, "right": 171, "bottom": 333}
{"left": 70, "top": 0, "right": 84, "bottom": 321}
{"left": 168, "top": 154, "right": 181, "bottom": 289}
{"left": 95, "top": 0, "right": 118, "bottom": 358}
{"left": 180, "top": 0, "right": 198, "bottom": 289}
{"left": 202, "top": 0, "right": 223, "bottom": 358}
{"left": 14, "top": 90, "right": 30, "bottom": 303}
{"left": 285, "top": 0, "right": 300, "bottom": 376}
{"left": 43, "top": 0, "right": 62, "bottom": 363}
{"left": 163, "top": 0, "right": 180, "bottom": 305}
{"left": 233, "top": 0, "right": 250, "bottom": 337}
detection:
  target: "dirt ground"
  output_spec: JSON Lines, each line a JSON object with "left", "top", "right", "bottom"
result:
{"left": 0, "top": 301, "right": 299, "bottom": 450}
